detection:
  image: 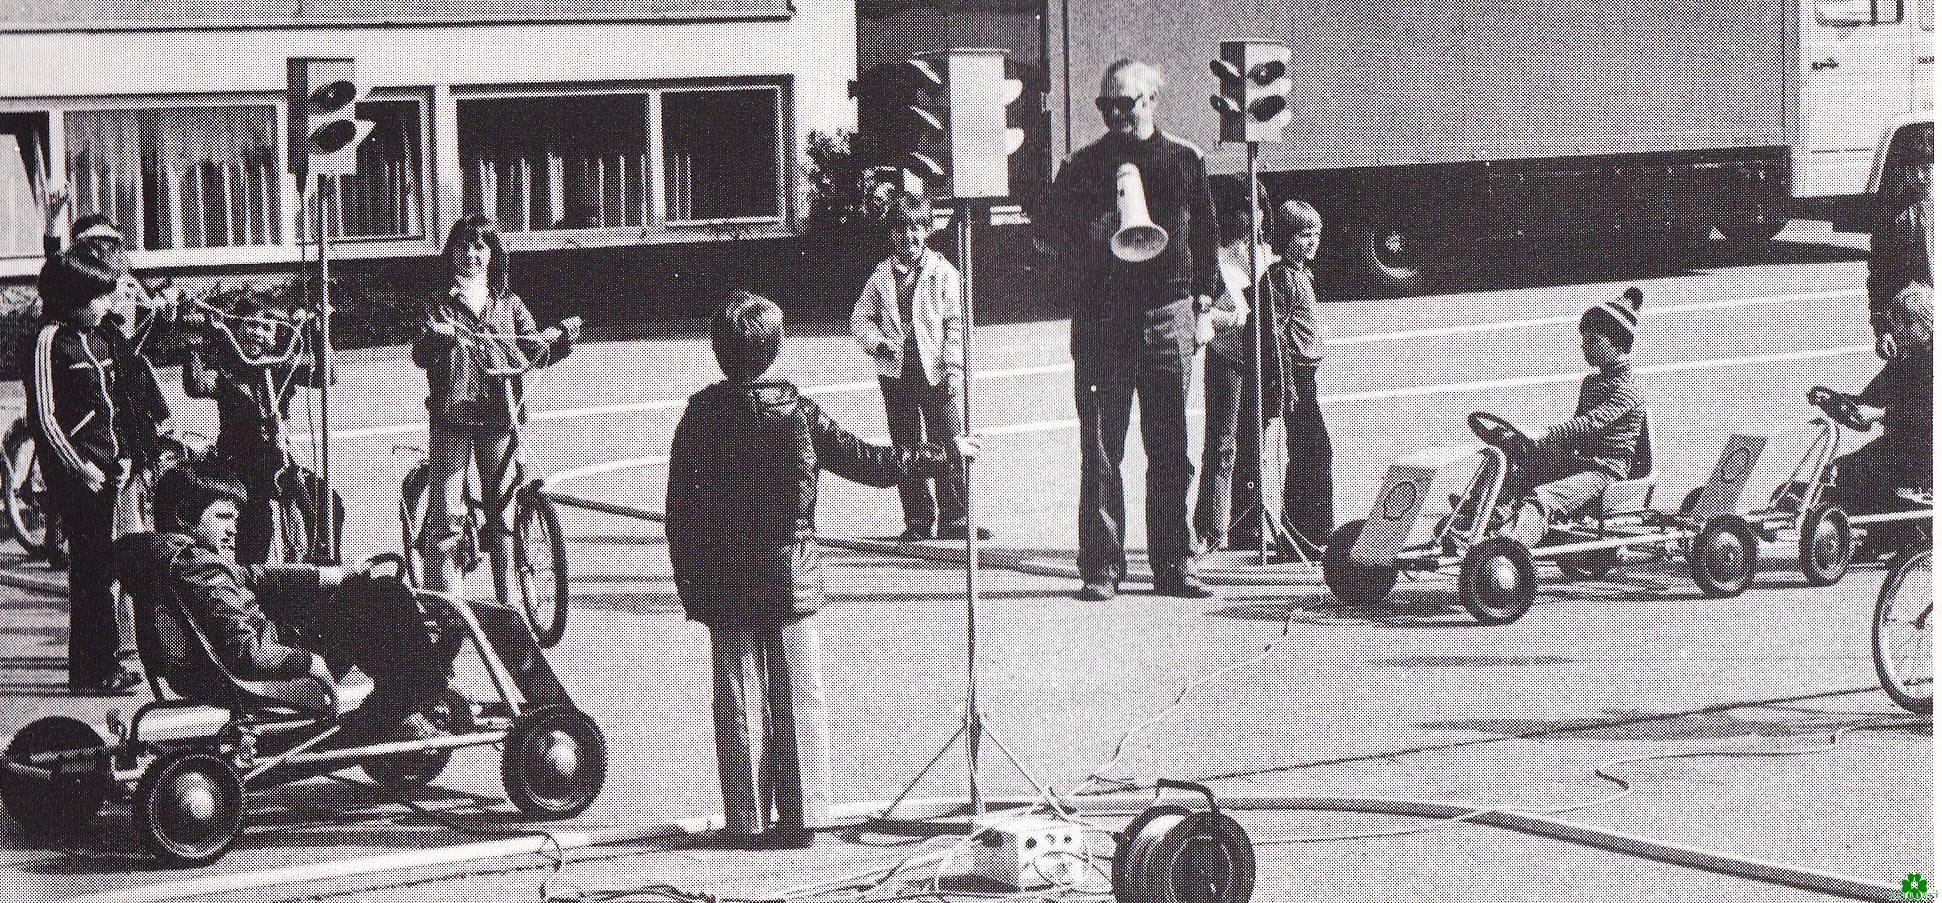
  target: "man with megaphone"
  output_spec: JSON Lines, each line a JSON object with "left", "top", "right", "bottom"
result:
{"left": 1039, "top": 58, "right": 1221, "bottom": 601}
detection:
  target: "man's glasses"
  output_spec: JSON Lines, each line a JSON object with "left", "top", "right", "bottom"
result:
{"left": 1095, "top": 95, "right": 1146, "bottom": 115}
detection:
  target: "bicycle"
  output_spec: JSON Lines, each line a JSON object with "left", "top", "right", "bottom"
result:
{"left": 1872, "top": 546, "right": 1932, "bottom": 715}
{"left": 2, "top": 416, "right": 60, "bottom": 562}
{"left": 396, "top": 316, "right": 579, "bottom": 648}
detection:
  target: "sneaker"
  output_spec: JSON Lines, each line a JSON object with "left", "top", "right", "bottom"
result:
{"left": 1075, "top": 578, "right": 1119, "bottom": 601}
{"left": 1153, "top": 569, "right": 1214, "bottom": 599}
{"left": 897, "top": 526, "right": 934, "bottom": 542}
{"left": 935, "top": 525, "right": 991, "bottom": 541}
{"left": 751, "top": 826, "right": 817, "bottom": 850}
{"left": 70, "top": 666, "right": 142, "bottom": 696}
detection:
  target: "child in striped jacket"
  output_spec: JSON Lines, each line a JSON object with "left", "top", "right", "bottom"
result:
{"left": 1499, "top": 288, "right": 1648, "bottom": 547}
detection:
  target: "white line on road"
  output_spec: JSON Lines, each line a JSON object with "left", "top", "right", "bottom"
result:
{"left": 321, "top": 288, "right": 1854, "bottom": 444}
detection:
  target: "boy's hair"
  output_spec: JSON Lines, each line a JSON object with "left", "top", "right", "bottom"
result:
{"left": 443, "top": 214, "right": 510, "bottom": 298}
{"left": 70, "top": 214, "right": 125, "bottom": 248}
{"left": 711, "top": 291, "right": 784, "bottom": 381}
{"left": 1270, "top": 199, "right": 1322, "bottom": 248}
{"left": 153, "top": 460, "right": 247, "bottom": 534}
{"left": 37, "top": 242, "right": 128, "bottom": 319}
{"left": 884, "top": 192, "right": 934, "bottom": 234}
{"left": 1580, "top": 286, "right": 1645, "bottom": 353}
{"left": 1876, "top": 281, "right": 1935, "bottom": 339}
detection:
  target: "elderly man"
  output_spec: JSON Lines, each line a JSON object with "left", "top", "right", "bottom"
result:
{"left": 1042, "top": 59, "right": 1220, "bottom": 601}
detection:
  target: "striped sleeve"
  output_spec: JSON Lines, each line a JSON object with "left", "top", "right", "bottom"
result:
{"left": 1542, "top": 372, "right": 1641, "bottom": 447}
{"left": 32, "top": 324, "right": 90, "bottom": 476}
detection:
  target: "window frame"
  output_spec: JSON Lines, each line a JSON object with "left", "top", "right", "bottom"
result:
{"left": 658, "top": 84, "right": 788, "bottom": 228}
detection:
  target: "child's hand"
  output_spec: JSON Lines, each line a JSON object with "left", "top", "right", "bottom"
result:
{"left": 427, "top": 321, "right": 457, "bottom": 339}
{"left": 952, "top": 433, "right": 983, "bottom": 462}
{"left": 307, "top": 654, "right": 336, "bottom": 688}
{"left": 79, "top": 462, "right": 108, "bottom": 494}
{"left": 559, "top": 316, "right": 584, "bottom": 341}
{"left": 42, "top": 181, "right": 69, "bottom": 219}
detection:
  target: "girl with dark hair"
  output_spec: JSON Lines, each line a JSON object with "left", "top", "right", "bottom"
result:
{"left": 412, "top": 214, "right": 580, "bottom": 605}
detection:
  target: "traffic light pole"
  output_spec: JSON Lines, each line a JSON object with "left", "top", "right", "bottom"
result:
{"left": 312, "top": 173, "right": 337, "bottom": 565}
{"left": 1248, "top": 141, "right": 1271, "bottom": 566}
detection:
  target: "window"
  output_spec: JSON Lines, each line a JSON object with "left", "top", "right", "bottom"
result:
{"left": 458, "top": 94, "right": 651, "bottom": 232}
{"left": 65, "top": 104, "right": 282, "bottom": 251}
{"left": 309, "top": 99, "right": 428, "bottom": 241}
{"left": 0, "top": 115, "right": 50, "bottom": 259}
{"left": 662, "top": 88, "right": 782, "bottom": 223}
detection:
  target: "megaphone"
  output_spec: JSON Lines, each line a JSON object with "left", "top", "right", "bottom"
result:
{"left": 1111, "top": 162, "right": 1169, "bottom": 263}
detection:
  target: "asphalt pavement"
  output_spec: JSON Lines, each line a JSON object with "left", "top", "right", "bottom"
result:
{"left": 0, "top": 224, "right": 1931, "bottom": 902}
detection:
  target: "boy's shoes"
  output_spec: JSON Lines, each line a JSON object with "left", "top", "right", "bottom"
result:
{"left": 70, "top": 666, "right": 142, "bottom": 696}
{"left": 715, "top": 827, "right": 817, "bottom": 850}
{"left": 1152, "top": 568, "right": 1213, "bottom": 599}
{"left": 1075, "top": 578, "right": 1119, "bottom": 601}
{"left": 897, "top": 526, "right": 934, "bottom": 542}
{"left": 935, "top": 525, "right": 991, "bottom": 541}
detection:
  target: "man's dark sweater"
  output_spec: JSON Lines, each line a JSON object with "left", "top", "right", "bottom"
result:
{"left": 1043, "top": 130, "right": 1220, "bottom": 310}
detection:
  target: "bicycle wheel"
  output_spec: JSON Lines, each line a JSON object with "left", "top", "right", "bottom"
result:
{"left": 399, "top": 462, "right": 432, "bottom": 587}
{"left": 6, "top": 428, "right": 52, "bottom": 556}
{"left": 1873, "top": 549, "right": 1932, "bottom": 714}
{"left": 516, "top": 490, "right": 569, "bottom": 648}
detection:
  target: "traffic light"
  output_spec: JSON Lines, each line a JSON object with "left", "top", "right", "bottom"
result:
{"left": 1209, "top": 41, "right": 1293, "bottom": 144}
{"left": 287, "top": 57, "right": 374, "bottom": 180}
{"left": 854, "top": 50, "right": 1027, "bottom": 199}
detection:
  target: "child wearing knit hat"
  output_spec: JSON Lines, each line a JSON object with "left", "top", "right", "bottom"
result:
{"left": 1498, "top": 287, "right": 1649, "bottom": 548}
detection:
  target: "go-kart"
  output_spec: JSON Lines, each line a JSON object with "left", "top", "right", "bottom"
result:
{"left": 1322, "top": 410, "right": 1771, "bottom": 624}
{"left": 1690, "top": 386, "right": 1934, "bottom": 588}
{"left": 0, "top": 554, "right": 606, "bottom": 866}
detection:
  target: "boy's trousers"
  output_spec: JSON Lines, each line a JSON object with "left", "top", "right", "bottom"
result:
{"left": 709, "top": 618, "right": 832, "bottom": 835}
{"left": 50, "top": 473, "right": 121, "bottom": 684}
{"left": 879, "top": 351, "right": 967, "bottom": 534}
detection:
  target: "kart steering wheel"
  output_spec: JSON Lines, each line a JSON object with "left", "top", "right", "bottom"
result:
{"left": 351, "top": 552, "right": 418, "bottom": 590}
{"left": 1807, "top": 386, "right": 1872, "bottom": 432}
{"left": 1469, "top": 411, "right": 1538, "bottom": 461}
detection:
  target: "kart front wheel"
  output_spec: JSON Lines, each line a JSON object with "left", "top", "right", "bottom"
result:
{"left": 1459, "top": 537, "right": 1537, "bottom": 625}
{"left": 1322, "top": 520, "right": 1398, "bottom": 606}
{"left": 1797, "top": 504, "right": 1853, "bottom": 587}
{"left": 502, "top": 705, "right": 606, "bottom": 818}
{"left": 1691, "top": 516, "right": 1760, "bottom": 597}
{"left": 0, "top": 716, "right": 108, "bottom": 835}
{"left": 134, "top": 750, "right": 246, "bottom": 867}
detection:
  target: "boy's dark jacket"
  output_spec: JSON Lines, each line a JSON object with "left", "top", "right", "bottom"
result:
{"left": 665, "top": 380, "right": 958, "bottom": 628}
{"left": 19, "top": 316, "right": 171, "bottom": 479}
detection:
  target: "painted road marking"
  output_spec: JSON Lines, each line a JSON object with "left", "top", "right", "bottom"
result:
{"left": 1326, "top": 289, "right": 1863, "bottom": 346}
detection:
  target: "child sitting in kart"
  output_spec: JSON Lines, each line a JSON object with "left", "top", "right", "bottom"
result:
{"left": 1812, "top": 281, "right": 1933, "bottom": 552}
{"left": 1489, "top": 287, "right": 1649, "bottom": 547}
{"left": 116, "top": 460, "right": 461, "bottom": 744}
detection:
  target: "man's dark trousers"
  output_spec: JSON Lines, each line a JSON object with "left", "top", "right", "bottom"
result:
{"left": 50, "top": 474, "right": 119, "bottom": 685}
{"left": 1075, "top": 298, "right": 1197, "bottom": 585}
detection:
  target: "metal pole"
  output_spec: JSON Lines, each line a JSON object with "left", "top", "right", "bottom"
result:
{"left": 315, "top": 174, "right": 336, "bottom": 564}
{"left": 1248, "top": 142, "right": 1269, "bottom": 565}
{"left": 957, "top": 202, "right": 982, "bottom": 815}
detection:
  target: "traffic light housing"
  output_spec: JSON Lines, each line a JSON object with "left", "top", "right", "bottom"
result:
{"left": 287, "top": 57, "right": 375, "bottom": 180}
{"left": 1210, "top": 40, "right": 1293, "bottom": 144}
{"left": 855, "top": 49, "right": 1027, "bottom": 200}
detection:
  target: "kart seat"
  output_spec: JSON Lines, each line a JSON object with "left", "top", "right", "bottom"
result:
{"left": 118, "top": 534, "right": 342, "bottom": 718}
{"left": 1596, "top": 409, "right": 1657, "bottom": 515}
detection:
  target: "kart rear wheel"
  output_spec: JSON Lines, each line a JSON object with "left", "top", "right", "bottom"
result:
{"left": 362, "top": 690, "right": 472, "bottom": 789}
{"left": 1691, "top": 516, "right": 1760, "bottom": 598}
{"left": 516, "top": 491, "right": 570, "bottom": 648}
{"left": 502, "top": 705, "right": 605, "bottom": 818}
{"left": 1459, "top": 537, "right": 1537, "bottom": 625}
{"left": 0, "top": 716, "right": 108, "bottom": 835}
{"left": 1556, "top": 549, "right": 1619, "bottom": 580}
{"left": 134, "top": 750, "right": 246, "bottom": 867}
{"left": 1321, "top": 520, "right": 1398, "bottom": 606}
{"left": 1873, "top": 550, "right": 1932, "bottom": 714}
{"left": 1797, "top": 504, "right": 1853, "bottom": 587}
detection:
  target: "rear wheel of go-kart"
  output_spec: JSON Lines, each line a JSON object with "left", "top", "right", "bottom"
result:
{"left": 1321, "top": 520, "right": 1398, "bottom": 606}
{"left": 1797, "top": 504, "right": 1853, "bottom": 587}
{"left": 6, "top": 428, "right": 52, "bottom": 555}
{"left": 1690, "top": 515, "right": 1760, "bottom": 597}
{"left": 134, "top": 750, "right": 246, "bottom": 867}
{"left": 0, "top": 716, "right": 109, "bottom": 835}
{"left": 515, "top": 491, "right": 570, "bottom": 648}
{"left": 502, "top": 705, "right": 606, "bottom": 818}
{"left": 362, "top": 690, "right": 474, "bottom": 789}
{"left": 1458, "top": 537, "right": 1537, "bottom": 625}
{"left": 1556, "top": 549, "right": 1619, "bottom": 581}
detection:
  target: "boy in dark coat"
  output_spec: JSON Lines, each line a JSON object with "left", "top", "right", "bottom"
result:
{"left": 666, "top": 292, "right": 977, "bottom": 848}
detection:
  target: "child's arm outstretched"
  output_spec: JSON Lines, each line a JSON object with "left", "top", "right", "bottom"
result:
{"left": 850, "top": 274, "right": 895, "bottom": 362}
{"left": 803, "top": 398, "right": 968, "bottom": 487}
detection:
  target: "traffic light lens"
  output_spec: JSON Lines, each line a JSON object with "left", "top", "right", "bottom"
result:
{"left": 1249, "top": 96, "right": 1288, "bottom": 121}
{"left": 313, "top": 119, "right": 358, "bottom": 152}
{"left": 1250, "top": 61, "right": 1288, "bottom": 85}
{"left": 1210, "top": 60, "right": 1244, "bottom": 83}
{"left": 1210, "top": 95, "right": 1243, "bottom": 115}
{"left": 311, "top": 79, "right": 357, "bottom": 112}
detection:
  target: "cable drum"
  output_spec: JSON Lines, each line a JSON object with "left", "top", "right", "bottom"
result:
{"left": 1112, "top": 800, "right": 1255, "bottom": 903}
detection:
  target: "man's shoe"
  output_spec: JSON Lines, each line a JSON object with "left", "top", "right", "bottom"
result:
{"left": 897, "top": 526, "right": 934, "bottom": 542}
{"left": 1153, "top": 570, "right": 1214, "bottom": 599}
{"left": 1075, "top": 578, "right": 1118, "bottom": 601}
{"left": 936, "top": 525, "right": 991, "bottom": 541}
{"left": 70, "top": 667, "right": 141, "bottom": 696}
{"left": 752, "top": 826, "right": 817, "bottom": 850}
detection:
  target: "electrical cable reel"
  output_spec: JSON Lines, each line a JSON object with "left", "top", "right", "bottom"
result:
{"left": 1112, "top": 779, "right": 1255, "bottom": 903}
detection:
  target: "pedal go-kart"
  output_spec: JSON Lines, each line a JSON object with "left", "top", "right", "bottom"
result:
{"left": 0, "top": 554, "right": 606, "bottom": 866}
{"left": 1686, "top": 386, "right": 1934, "bottom": 588}
{"left": 1322, "top": 410, "right": 1772, "bottom": 624}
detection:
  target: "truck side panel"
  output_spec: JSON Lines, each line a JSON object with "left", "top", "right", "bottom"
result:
{"left": 1052, "top": 0, "right": 1790, "bottom": 176}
